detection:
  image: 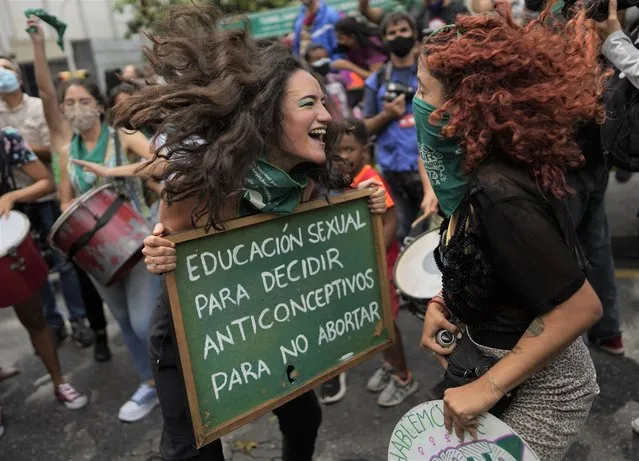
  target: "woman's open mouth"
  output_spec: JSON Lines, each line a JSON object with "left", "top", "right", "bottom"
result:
{"left": 308, "top": 127, "right": 327, "bottom": 144}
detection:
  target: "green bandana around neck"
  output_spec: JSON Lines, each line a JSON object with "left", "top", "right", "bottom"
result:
{"left": 238, "top": 158, "right": 310, "bottom": 216}
{"left": 413, "top": 97, "right": 467, "bottom": 217}
{"left": 69, "top": 124, "right": 109, "bottom": 195}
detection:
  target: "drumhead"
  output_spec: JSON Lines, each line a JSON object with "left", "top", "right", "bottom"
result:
{"left": 48, "top": 183, "right": 115, "bottom": 247}
{"left": 0, "top": 211, "right": 30, "bottom": 258}
{"left": 394, "top": 229, "right": 442, "bottom": 300}
{"left": 388, "top": 400, "right": 541, "bottom": 461}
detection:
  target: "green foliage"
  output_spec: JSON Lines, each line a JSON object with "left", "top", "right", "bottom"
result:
{"left": 113, "top": 0, "right": 294, "bottom": 37}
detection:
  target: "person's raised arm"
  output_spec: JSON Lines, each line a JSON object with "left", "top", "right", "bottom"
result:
{"left": 58, "top": 148, "right": 75, "bottom": 212}
{"left": 27, "top": 16, "right": 72, "bottom": 154}
{"left": 358, "top": 0, "right": 385, "bottom": 24}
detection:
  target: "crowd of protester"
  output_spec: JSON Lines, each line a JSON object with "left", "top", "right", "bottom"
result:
{"left": 1, "top": 0, "right": 638, "bottom": 452}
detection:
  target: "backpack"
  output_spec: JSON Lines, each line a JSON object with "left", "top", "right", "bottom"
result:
{"left": 601, "top": 25, "right": 639, "bottom": 172}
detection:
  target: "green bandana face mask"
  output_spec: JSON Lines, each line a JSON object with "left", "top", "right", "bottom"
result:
{"left": 239, "top": 158, "right": 310, "bottom": 216}
{"left": 413, "top": 97, "right": 467, "bottom": 217}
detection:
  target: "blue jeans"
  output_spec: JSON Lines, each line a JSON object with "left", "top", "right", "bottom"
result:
{"left": 23, "top": 200, "right": 87, "bottom": 326}
{"left": 90, "top": 260, "right": 160, "bottom": 381}
{"left": 382, "top": 170, "right": 424, "bottom": 244}
{"left": 565, "top": 164, "right": 621, "bottom": 342}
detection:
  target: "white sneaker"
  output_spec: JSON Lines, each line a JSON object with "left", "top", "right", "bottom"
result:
{"left": 367, "top": 363, "right": 394, "bottom": 392}
{"left": 118, "top": 383, "right": 159, "bottom": 422}
{"left": 377, "top": 373, "right": 419, "bottom": 407}
{"left": 319, "top": 373, "right": 347, "bottom": 404}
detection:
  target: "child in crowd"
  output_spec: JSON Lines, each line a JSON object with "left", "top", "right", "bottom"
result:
{"left": 319, "top": 118, "right": 418, "bottom": 406}
{"left": 304, "top": 44, "right": 350, "bottom": 120}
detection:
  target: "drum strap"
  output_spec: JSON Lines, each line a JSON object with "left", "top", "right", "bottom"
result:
{"left": 68, "top": 195, "right": 125, "bottom": 260}
{"left": 112, "top": 131, "right": 127, "bottom": 196}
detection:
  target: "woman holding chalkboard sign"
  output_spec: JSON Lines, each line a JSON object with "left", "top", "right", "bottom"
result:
{"left": 415, "top": 3, "right": 606, "bottom": 460}
{"left": 114, "top": 5, "right": 388, "bottom": 461}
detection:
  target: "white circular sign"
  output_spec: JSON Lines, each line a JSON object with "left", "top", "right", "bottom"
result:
{"left": 388, "top": 400, "right": 540, "bottom": 461}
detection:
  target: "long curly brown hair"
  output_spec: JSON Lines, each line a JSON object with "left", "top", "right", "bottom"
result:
{"left": 422, "top": 1, "right": 607, "bottom": 198}
{"left": 113, "top": 5, "right": 343, "bottom": 230}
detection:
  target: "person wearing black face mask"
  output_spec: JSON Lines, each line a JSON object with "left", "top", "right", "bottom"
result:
{"left": 363, "top": 13, "right": 427, "bottom": 247}
{"left": 304, "top": 44, "right": 349, "bottom": 119}
{"left": 386, "top": 34, "right": 415, "bottom": 57}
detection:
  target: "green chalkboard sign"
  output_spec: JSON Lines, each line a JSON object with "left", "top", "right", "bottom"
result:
{"left": 166, "top": 190, "right": 394, "bottom": 447}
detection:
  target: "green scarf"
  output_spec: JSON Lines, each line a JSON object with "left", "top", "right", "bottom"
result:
{"left": 24, "top": 9, "right": 67, "bottom": 50}
{"left": 413, "top": 97, "right": 468, "bottom": 217}
{"left": 69, "top": 124, "right": 109, "bottom": 195}
{"left": 238, "top": 158, "right": 310, "bottom": 216}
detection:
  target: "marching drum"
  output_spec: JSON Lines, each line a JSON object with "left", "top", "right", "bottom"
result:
{"left": 48, "top": 184, "right": 150, "bottom": 286}
{"left": 388, "top": 400, "right": 541, "bottom": 461}
{"left": 0, "top": 211, "right": 48, "bottom": 308}
{"left": 394, "top": 228, "right": 442, "bottom": 319}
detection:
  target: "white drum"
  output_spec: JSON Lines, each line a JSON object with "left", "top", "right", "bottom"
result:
{"left": 388, "top": 400, "right": 540, "bottom": 461}
{"left": 394, "top": 229, "right": 442, "bottom": 302}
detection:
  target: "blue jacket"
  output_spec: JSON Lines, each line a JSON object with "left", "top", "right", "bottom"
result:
{"left": 293, "top": 1, "right": 340, "bottom": 58}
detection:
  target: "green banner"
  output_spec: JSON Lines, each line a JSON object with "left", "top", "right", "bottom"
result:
{"left": 224, "top": 0, "right": 399, "bottom": 39}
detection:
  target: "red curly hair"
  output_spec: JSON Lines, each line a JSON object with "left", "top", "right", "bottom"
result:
{"left": 421, "top": 1, "right": 607, "bottom": 198}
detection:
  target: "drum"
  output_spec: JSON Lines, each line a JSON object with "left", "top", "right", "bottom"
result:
{"left": 48, "top": 184, "right": 150, "bottom": 286}
{"left": 388, "top": 400, "right": 541, "bottom": 461}
{"left": 0, "top": 211, "right": 48, "bottom": 308}
{"left": 394, "top": 229, "right": 442, "bottom": 319}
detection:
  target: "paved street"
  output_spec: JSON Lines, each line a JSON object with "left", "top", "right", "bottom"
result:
{"left": 1, "top": 173, "right": 638, "bottom": 460}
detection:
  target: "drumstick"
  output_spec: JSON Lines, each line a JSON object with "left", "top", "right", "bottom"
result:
{"left": 411, "top": 213, "right": 430, "bottom": 229}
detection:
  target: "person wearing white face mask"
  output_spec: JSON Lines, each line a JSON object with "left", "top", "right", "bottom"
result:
{"left": 27, "top": 15, "right": 162, "bottom": 424}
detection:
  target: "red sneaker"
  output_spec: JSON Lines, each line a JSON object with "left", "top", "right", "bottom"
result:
{"left": 594, "top": 336, "right": 625, "bottom": 356}
{"left": 55, "top": 383, "right": 89, "bottom": 410}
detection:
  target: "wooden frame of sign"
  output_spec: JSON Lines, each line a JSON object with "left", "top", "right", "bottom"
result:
{"left": 164, "top": 188, "right": 394, "bottom": 448}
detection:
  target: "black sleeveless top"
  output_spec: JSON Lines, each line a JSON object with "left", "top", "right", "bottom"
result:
{"left": 435, "top": 159, "right": 588, "bottom": 349}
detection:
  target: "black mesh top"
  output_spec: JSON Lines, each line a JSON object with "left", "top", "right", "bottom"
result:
{"left": 435, "top": 159, "right": 589, "bottom": 349}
